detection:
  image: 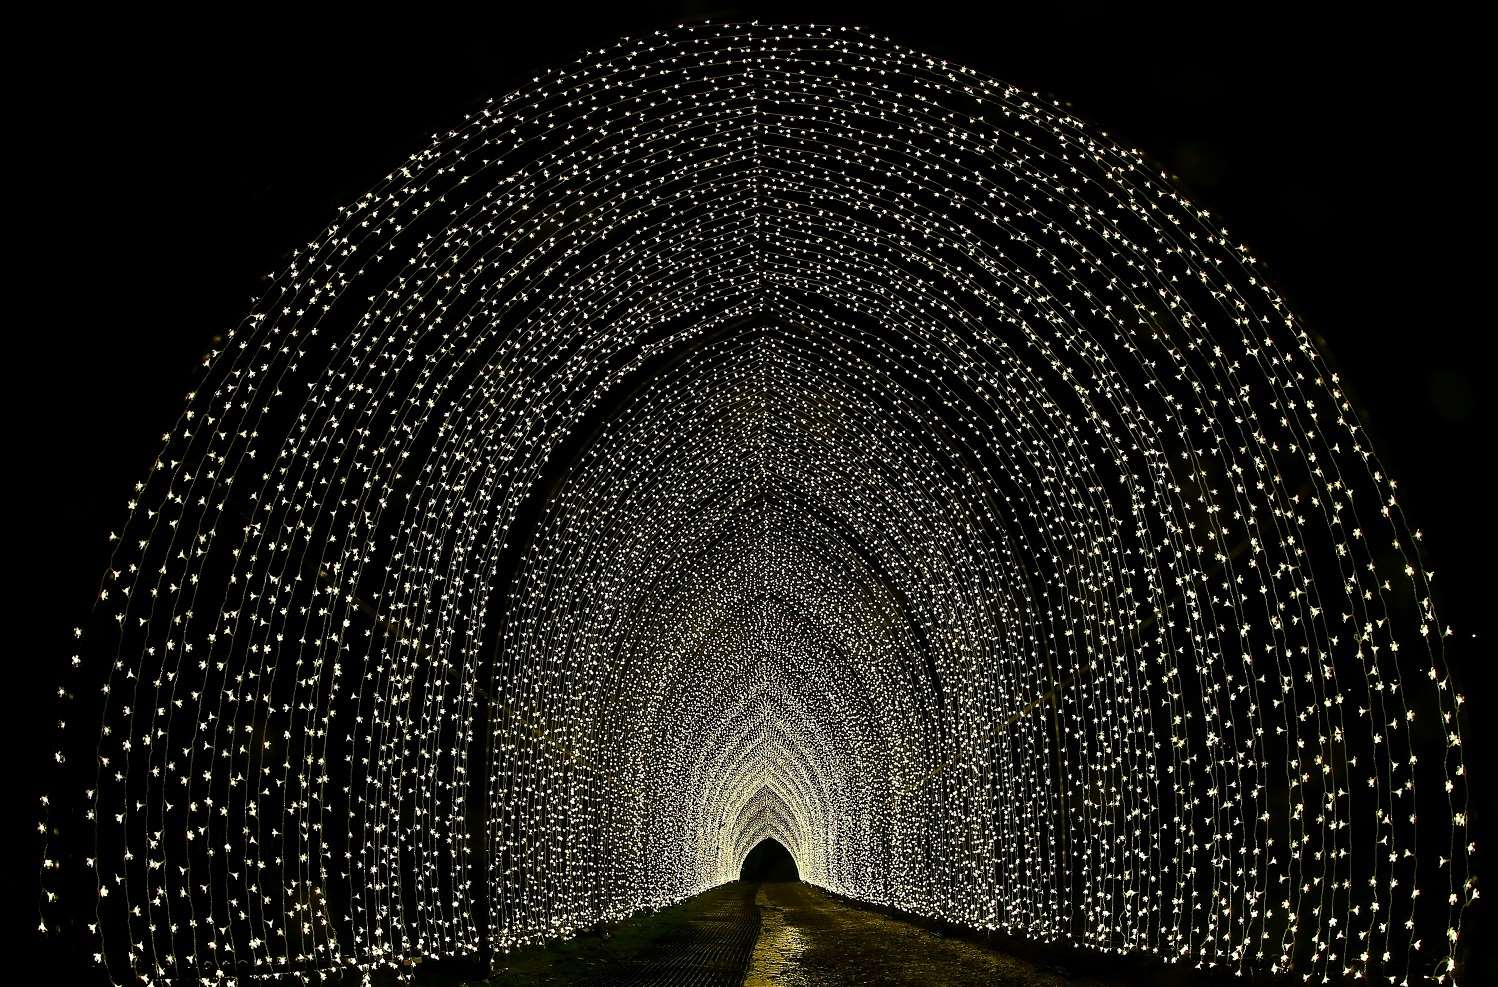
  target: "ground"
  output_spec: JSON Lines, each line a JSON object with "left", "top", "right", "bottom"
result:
{"left": 745, "top": 883, "right": 1099, "bottom": 987}
{"left": 445, "top": 881, "right": 1107, "bottom": 986}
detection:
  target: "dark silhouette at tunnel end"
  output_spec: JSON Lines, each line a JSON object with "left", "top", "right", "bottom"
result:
{"left": 739, "top": 837, "right": 800, "bottom": 882}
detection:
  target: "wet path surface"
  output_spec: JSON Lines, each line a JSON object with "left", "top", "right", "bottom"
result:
{"left": 468, "top": 881, "right": 1111, "bottom": 986}
{"left": 744, "top": 882, "right": 1100, "bottom": 987}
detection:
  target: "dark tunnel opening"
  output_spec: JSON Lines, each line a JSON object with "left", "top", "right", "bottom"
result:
{"left": 739, "top": 838, "right": 800, "bottom": 883}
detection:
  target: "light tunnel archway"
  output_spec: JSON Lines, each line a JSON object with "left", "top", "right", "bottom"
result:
{"left": 40, "top": 22, "right": 1473, "bottom": 985}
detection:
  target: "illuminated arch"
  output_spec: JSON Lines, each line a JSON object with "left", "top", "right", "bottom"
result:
{"left": 41, "top": 22, "right": 1472, "bottom": 985}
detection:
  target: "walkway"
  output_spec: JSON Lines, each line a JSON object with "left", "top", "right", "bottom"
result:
{"left": 745, "top": 882, "right": 1095, "bottom": 986}
{"left": 473, "top": 882, "right": 1104, "bottom": 986}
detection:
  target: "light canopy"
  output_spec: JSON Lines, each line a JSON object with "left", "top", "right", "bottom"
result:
{"left": 41, "top": 22, "right": 1473, "bottom": 986}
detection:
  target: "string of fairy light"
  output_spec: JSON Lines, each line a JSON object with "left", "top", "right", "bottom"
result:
{"left": 39, "top": 21, "right": 1474, "bottom": 985}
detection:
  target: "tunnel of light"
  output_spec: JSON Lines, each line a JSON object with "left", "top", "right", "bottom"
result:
{"left": 40, "top": 22, "right": 1474, "bottom": 986}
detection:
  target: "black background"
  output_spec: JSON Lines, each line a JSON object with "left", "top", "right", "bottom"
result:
{"left": 14, "top": 2, "right": 1494, "bottom": 979}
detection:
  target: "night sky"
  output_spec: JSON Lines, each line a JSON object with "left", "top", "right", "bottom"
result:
{"left": 16, "top": 4, "right": 1493, "bottom": 978}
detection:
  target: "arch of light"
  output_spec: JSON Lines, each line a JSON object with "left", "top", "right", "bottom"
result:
{"left": 40, "top": 22, "right": 1474, "bottom": 986}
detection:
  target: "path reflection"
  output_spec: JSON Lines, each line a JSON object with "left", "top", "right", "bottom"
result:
{"left": 745, "top": 884, "right": 808, "bottom": 986}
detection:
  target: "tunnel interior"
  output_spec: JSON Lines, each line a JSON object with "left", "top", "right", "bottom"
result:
{"left": 38, "top": 21, "right": 1474, "bottom": 987}
{"left": 740, "top": 838, "right": 800, "bottom": 884}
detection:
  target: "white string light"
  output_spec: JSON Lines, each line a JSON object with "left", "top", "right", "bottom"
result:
{"left": 39, "top": 22, "right": 1474, "bottom": 985}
